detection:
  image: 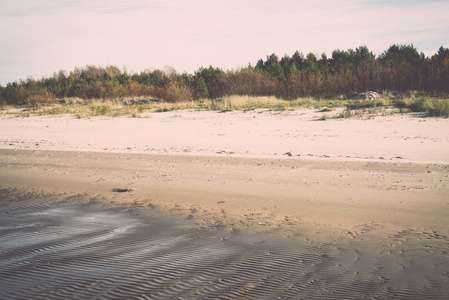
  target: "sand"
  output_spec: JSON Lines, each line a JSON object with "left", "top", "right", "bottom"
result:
{"left": 1, "top": 109, "right": 448, "bottom": 163}
{"left": 1, "top": 109, "right": 448, "bottom": 299}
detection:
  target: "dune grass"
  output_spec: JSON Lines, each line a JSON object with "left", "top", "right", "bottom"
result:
{"left": 0, "top": 96, "right": 340, "bottom": 117}
{"left": 1, "top": 94, "right": 448, "bottom": 118}
{"left": 391, "top": 97, "right": 449, "bottom": 116}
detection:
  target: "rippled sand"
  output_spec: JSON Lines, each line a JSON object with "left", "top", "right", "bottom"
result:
{"left": 1, "top": 187, "right": 448, "bottom": 299}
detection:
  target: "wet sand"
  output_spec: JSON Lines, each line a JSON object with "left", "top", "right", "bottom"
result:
{"left": 1, "top": 150, "right": 448, "bottom": 299}
{"left": 1, "top": 110, "right": 449, "bottom": 299}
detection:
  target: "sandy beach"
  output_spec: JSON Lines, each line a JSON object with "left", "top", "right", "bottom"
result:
{"left": 1, "top": 109, "right": 448, "bottom": 299}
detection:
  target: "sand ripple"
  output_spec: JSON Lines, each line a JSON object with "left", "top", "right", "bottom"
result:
{"left": 1, "top": 188, "right": 448, "bottom": 299}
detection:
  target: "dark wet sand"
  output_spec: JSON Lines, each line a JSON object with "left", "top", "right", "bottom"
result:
{"left": 1, "top": 149, "right": 449, "bottom": 299}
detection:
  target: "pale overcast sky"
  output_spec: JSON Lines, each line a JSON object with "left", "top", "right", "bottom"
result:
{"left": 1, "top": 0, "right": 448, "bottom": 85}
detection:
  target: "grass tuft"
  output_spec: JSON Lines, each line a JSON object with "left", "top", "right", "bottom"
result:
{"left": 428, "top": 99, "right": 449, "bottom": 117}
{"left": 319, "top": 114, "right": 329, "bottom": 121}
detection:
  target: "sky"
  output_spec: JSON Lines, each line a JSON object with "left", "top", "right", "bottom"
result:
{"left": 1, "top": 0, "right": 449, "bottom": 85}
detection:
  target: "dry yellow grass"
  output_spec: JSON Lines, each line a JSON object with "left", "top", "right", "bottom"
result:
{"left": 2, "top": 94, "right": 447, "bottom": 118}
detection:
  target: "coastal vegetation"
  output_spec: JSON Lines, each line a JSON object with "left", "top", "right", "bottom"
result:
{"left": 1, "top": 44, "right": 448, "bottom": 116}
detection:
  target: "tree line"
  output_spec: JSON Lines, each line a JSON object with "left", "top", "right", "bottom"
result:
{"left": 1, "top": 44, "right": 448, "bottom": 105}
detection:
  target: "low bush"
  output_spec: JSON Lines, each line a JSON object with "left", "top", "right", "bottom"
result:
{"left": 153, "top": 82, "right": 193, "bottom": 102}
{"left": 428, "top": 99, "right": 449, "bottom": 117}
{"left": 409, "top": 97, "right": 433, "bottom": 112}
{"left": 397, "top": 97, "right": 449, "bottom": 116}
